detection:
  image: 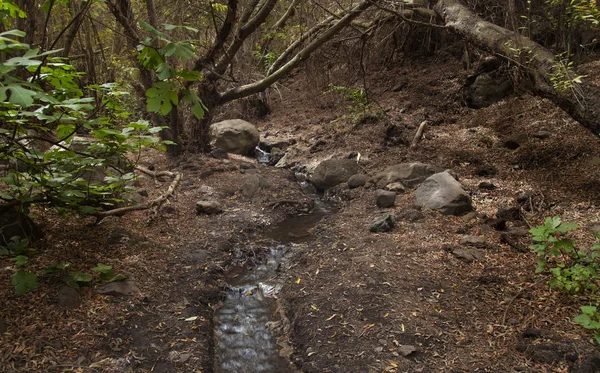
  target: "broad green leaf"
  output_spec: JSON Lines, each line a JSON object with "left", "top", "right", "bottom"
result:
{"left": 7, "top": 85, "right": 36, "bottom": 106}
{"left": 177, "top": 69, "right": 202, "bottom": 82}
{"left": 159, "top": 99, "right": 172, "bottom": 115}
{"left": 191, "top": 102, "right": 205, "bottom": 119}
{"left": 56, "top": 124, "right": 75, "bottom": 141}
{"left": 556, "top": 222, "right": 579, "bottom": 233}
{"left": 92, "top": 263, "right": 112, "bottom": 273}
{"left": 581, "top": 306, "right": 597, "bottom": 315}
{"left": 11, "top": 270, "right": 38, "bottom": 295}
{"left": 70, "top": 272, "right": 93, "bottom": 283}
{"left": 156, "top": 63, "right": 176, "bottom": 80}
{"left": 10, "top": 255, "right": 28, "bottom": 266}
{"left": 164, "top": 24, "right": 199, "bottom": 32}
{"left": 139, "top": 20, "right": 169, "bottom": 40}
{"left": 146, "top": 97, "right": 162, "bottom": 112}
{"left": 4, "top": 55, "right": 42, "bottom": 67}
{"left": 0, "top": 29, "right": 26, "bottom": 38}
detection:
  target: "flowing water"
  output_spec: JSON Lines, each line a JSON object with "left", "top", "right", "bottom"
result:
{"left": 214, "top": 186, "right": 332, "bottom": 373}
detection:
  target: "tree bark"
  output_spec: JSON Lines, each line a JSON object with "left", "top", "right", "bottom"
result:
{"left": 434, "top": 0, "right": 600, "bottom": 137}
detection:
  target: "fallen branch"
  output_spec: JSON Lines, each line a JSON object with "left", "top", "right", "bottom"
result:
{"left": 135, "top": 165, "right": 177, "bottom": 179}
{"left": 94, "top": 172, "right": 182, "bottom": 222}
{"left": 410, "top": 120, "right": 428, "bottom": 148}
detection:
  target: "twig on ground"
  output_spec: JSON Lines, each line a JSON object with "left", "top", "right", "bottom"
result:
{"left": 410, "top": 120, "right": 428, "bottom": 148}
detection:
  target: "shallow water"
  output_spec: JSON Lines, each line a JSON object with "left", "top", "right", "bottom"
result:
{"left": 214, "top": 197, "right": 331, "bottom": 373}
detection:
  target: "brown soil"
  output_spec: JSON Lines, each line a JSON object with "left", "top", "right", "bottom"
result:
{"left": 2, "top": 53, "right": 600, "bottom": 373}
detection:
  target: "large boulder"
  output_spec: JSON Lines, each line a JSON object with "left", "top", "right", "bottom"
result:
{"left": 310, "top": 158, "right": 359, "bottom": 191}
{"left": 211, "top": 119, "right": 260, "bottom": 155}
{"left": 372, "top": 163, "right": 442, "bottom": 189}
{"left": 416, "top": 171, "right": 473, "bottom": 216}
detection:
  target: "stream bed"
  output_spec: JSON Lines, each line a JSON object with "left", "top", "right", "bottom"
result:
{"left": 213, "top": 190, "right": 332, "bottom": 373}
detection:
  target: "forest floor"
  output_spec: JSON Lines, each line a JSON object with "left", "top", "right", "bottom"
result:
{"left": 2, "top": 51, "right": 600, "bottom": 373}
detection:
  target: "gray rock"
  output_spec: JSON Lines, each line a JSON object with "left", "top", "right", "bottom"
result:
{"left": 370, "top": 214, "right": 395, "bottom": 233}
{"left": 459, "top": 235, "right": 486, "bottom": 248}
{"left": 376, "top": 189, "right": 396, "bottom": 208}
{"left": 106, "top": 227, "right": 131, "bottom": 245}
{"left": 195, "top": 201, "right": 223, "bottom": 214}
{"left": 240, "top": 162, "right": 256, "bottom": 170}
{"left": 210, "top": 119, "right": 260, "bottom": 155}
{"left": 260, "top": 135, "right": 295, "bottom": 151}
{"left": 347, "top": 174, "right": 367, "bottom": 189}
{"left": 385, "top": 182, "right": 406, "bottom": 193}
{"left": 240, "top": 174, "right": 268, "bottom": 199}
{"left": 240, "top": 168, "right": 260, "bottom": 174}
{"left": 97, "top": 280, "right": 139, "bottom": 296}
{"left": 416, "top": 171, "right": 473, "bottom": 216}
{"left": 502, "top": 133, "right": 528, "bottom": 150}
{"left": 199, "top": 185, "right": 216, "bottom": 196}
{"left": 461, "top": 212, "right": 478, "bottom": 222}
{"left": 533, "top": 130, "right": 552, "bottom": 140}
{"left": 506, "top": 226, "right": 530, "bottom": 236}
{"left": 497, "top": 207, "right": 521, "bottom": 221}
{"left": 397, "top": 208, "right": 424, "bottom": 222}
{"left": 465, "top": 72, "right": 513, "bottom": 109}
{"left": 450, "top": 247, "right": 483, "bottom": 262}
{"left": 297, "top": 182, "right": 316, "bottom": 196}
{"left": 479, "top": 181, "right": 496, "bottom": 190}
{"left": 58, "top": 285, "right": 81, "bottom": 309}
{"left": 399, "top": 345, "right": 417, "bottom": 357}
{"left": 210, "top": 148, "right": 229, "bottom": 159}
{"left": 310, "top": 158, "right": 359, "bottom": 190}
{"left": 444, "top": 169, "right": 460, "bottom": 181}
{"left": 372, "top": 163, "right": 442, "bottom": 189}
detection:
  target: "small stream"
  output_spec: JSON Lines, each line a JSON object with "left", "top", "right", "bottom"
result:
{"left": 214, "top": 171, "right": 332, "bottom": 373}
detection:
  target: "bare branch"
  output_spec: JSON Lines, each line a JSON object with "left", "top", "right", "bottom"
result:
{"left": 219, "top": 0, "right": 372, "bottom": 103}
{"left": 213, "top": 0, "right": 279, "bottom": 76}
{"left": 95, "top": 172, "right": 182, "bottom": 221}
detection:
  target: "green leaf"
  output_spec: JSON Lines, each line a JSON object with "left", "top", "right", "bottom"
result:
{"left": 191, "top": 102, "right": 205, "bottom": 119}
{"left": 159, "top": 99, "right": 172, "bottom": 115}
{"left": 7, "top": 85, "right": 37, "bottom": 106}
{"left": 581, "top": 306, "right": 597, "bottom": 315}
{"left": 163, "top": 24, "right": 199, "bottom": 32}
{"left": 56, "top": 124, "right": 75, "bottom": 141}
{"left": 11, "top": 270, "right": 38, "bottom": 295}
{"left": 92, "top": 263, "right": 112, "bottom": 273}
{"left": 146, "top": 97, "right": 162, "bottom": 113}
{"left": 139, "top": 20, "right": 169, "bottom": 40}
{"left": 0, "top": 29, "right": 26, "bottom": 38}
{"left": 70, "top": 272, "right": 93, "bottom": 283}
{"left": 10, "top": 255, "right": 28, "bottom": 266}
{"left": 177, "top": 69, "right": 202, "bottom": 82}
{"left": 556, "top": 221, "right": 579, "bottom": 233}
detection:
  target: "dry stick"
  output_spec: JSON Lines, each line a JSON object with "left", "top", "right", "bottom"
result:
{"left": 410, "top": 120, "right": 428, "bottom": 148}
{"left": 94, "top": 173, "right": 182, "bottom": 222}
{"left": 135, "top": 165, "right": 177, "bottom": 179}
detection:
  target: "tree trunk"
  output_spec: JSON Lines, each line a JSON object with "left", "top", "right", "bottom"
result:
{"left": 434, "top": 0, "right": 600, "bottom": 137}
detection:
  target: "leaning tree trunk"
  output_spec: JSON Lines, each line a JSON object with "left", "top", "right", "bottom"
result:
{"left": 434, "top": 0, "right": 600, "bottom": 137}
